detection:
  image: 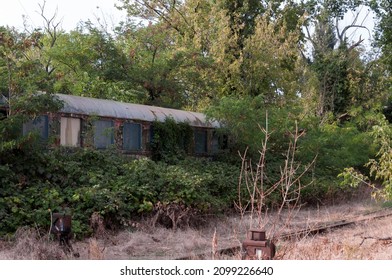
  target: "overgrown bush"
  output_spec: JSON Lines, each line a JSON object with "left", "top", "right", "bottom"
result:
{"left": 297, "top": 122, "right": 375, "bottom": 203}
{"left": 206, "top": 95, "right": 378, "bottom": 204}
{"left": 150, "top": 118, "right": 194, "bottom": 163}
{"left": 339, "top": 116, "right": 392, "bottom": 201}
{"left": 0, "top": 147, "right": 239, "bottom": 237}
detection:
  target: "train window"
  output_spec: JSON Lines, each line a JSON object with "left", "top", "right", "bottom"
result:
{"left": 60, "top": 117, "right": 81, "bottom": 147}
{"left": 93, "top": 120, "right": 114, "bottom": 149}
{"left": 194, "top": 129, "right": 207, "bottom": 154}
{"left": 212, "top": 132, "right": 228, "bottom": 153}
{"left": 23, "top": 115, "right": 49, "bottom": 140}
{"left": 123, "top": 122, "right": 142, "bottom": 151}
{"left": 212, "top": 131, "right": 219, "bottom": 154}
{"left": 0, "top": 108, "right": 6, "bottom": 120}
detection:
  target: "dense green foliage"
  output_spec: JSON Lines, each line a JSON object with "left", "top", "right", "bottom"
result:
{"left": 1, "top": 0, "right": 392, "bottom": 236}
{"left": 298, "top": 122, "right": 376, "bottom": 202}
{"left": 0, "top": 148, "right": 239, "bottom": 237}
{"left": 150, "top": 118, "right": 194, "bottom": 162}
{"left": 0, "top": 94, "right": 62, "bottom": 152}
{"left": 339, "top": 116, "right": 392, "bottom": 200}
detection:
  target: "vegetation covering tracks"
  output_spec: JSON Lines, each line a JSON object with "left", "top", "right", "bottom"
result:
{"left": 1, "top": 0, "right": 392, "bottom": 253}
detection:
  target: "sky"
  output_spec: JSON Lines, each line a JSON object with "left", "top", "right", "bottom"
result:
{"left": 0, "top": 0, "right": 127, "bottom": 31}
{"left": 340, "top": 6, "right": 375, "bottom": 51}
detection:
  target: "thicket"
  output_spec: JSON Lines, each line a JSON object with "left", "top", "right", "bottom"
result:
{"left": 206, "top": 97, "right": 377, "bottom": 204}
{"left": 0, "top": 147, "right": 239, "bottom": 237}
{"left": 149, "top": 118, "right": 194, "bottom": 163}
{"left": 1, "top": 0, "right": 391, "bottom": 240}
{"left": 0, "top": 92, "right": 383, "bottom": 239}
{"left": 297, "top": 122, "right": 376, "bottom": 203}
{"left": 339, "top": 116, "right": 392, "bottom": 201}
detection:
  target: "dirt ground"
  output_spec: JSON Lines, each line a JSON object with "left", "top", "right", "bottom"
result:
{"left": 2, "top": 197, "right": 392, "bottom": 260}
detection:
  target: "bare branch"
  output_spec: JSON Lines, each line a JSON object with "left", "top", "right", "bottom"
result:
{"left": 359, "top": 235, "right": 392, "bottom": 246}
{"left": 135, "top": 0, "right": 184, "bottom": 35}
{"left": 351, "top": 6, "right": 363, "bottom": 26}
{"left": 335, "top": 7, "right": 372, "bottom": 45}
{"left": 304, "top": 25, "right": 316, "bottom": 48}
{"left": 335, "top": 17, "right": 341, "bottom": 41}
{"left": 360, "top": 9, "right": 371, "bottom": 27}
{"left": 348, "top": 36, "right": 364, "bottom": 51}
{"left": 340, "top": 24, "right": 371, "bottom": 41}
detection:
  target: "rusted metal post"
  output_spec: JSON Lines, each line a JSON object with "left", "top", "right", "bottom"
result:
{"left": 242, "top": 229, "right": 275, "bottom": 260}
{"left": 51, "top": 213, "right": 73, "bottom": 252}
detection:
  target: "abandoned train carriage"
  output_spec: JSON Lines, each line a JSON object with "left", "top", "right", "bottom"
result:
{"left": 19, "top": 94, "right": 222, "bottom": 156}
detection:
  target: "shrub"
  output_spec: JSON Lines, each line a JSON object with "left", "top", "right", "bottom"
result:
{"left": 0, "top": 147, "right": 240, "bottom": 237}
{"left": 298, "top": 122, "right": 375, "bottom": 202}
{"left": 150, "top": 118, "right": 194, "bottom": 163}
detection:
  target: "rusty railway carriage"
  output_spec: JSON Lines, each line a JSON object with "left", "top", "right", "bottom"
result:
{"left": 19, "top": 94, "right": 222, "bottom": 156}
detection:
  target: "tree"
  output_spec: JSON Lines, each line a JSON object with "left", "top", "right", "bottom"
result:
{"left": 116, "top": 0, "right": 305, "bottom": 106}
{"left": 115, "top": 0, "right": 218, "bottom": 108}
{"left": 0, "top": 27, "right": 49, "bottom": 115}
{"left": 202, "top": 0, "right": 304, "bottom": 98}
{"left": 0, "top": 2, "right": 64, "bottom": 152}
{"left": 369, "top": 0, "right": 392, "bottom": 123}
{"left": 118, "top": 22, "right": 187, "bottom": 106}
{"left": 0, "top": 27, "right": 62, "bottom": 151}
{"left": 47, "top": 24, "right": 136, "bottom": 102}
{"left": 242, "top": 13, "right": 302, "bottom": 102}
{"left": 372, "top": 0, "right": 392, "bottom": 70}
{"left": 302, "top": 0, "right": 376, "bottom": 118}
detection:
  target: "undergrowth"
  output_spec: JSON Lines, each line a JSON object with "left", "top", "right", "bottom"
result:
{"left": 0, "top": 147, "right": 239, "bottom": 238}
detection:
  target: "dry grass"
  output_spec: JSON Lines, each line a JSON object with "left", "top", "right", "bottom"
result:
{"left": 0, "top": 227, "right": 67, "bottom": 260}
{"left": 88, "top": 238, "right": 105, "bottom": 260}
{"left": 280, "top": 216, "right": 392, "bottom": 259}
{"left": 1, "top": 198, "right": 391, "bottom": 260}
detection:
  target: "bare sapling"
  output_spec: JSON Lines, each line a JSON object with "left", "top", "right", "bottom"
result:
{"left": 235, "top": 117, "right": 316, "bottom": 243}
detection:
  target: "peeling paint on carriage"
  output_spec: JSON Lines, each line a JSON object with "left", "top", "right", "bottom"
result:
{"left": 56, "top": 94, "right": 219, "bottom": 128}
